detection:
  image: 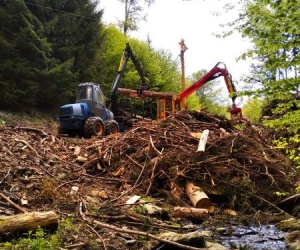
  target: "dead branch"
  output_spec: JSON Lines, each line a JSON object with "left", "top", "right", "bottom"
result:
{"left": 54, "top": 179, "right": 81, "bottom": 191}
{"left": 80, "top": 157, "right": 102, "bottom": 169}
{"left": 80, "top": 208, "right": 208, "bottom": 250}
{"left": 150, "top": 135, "right": 163, "bottom": 155}
{"left": 0, "top": 192, "right": 27, "bottom": 213}
{"left": 14, "top": 138, "right": 41, "bottom": 158}
{"left": 47, "top": 152, "right": 78, "bottom": 170}
{"left": 133, "top": 143, "right": 150, "bottom": 187}
{"left": 90, "top": 219, "right": 209, "bottom": 250}
{"left": 280, "top": 193, "right": 300, "bottom": 206}
{"left": 81, "top": 174, "right": 122, "bottom": 183}
{"left": 125, "top": 154, "right": 144, "bottom": 168}
{"left": 64, "top": 242, "right": 88, "bottom": 249}
{"left": 85, "top": 223, "right": 107, "bottom": 250}
{"left": 0, "top": 167, "right": 11, "bottom": 185}
{"left": 146, "top": 156, "right": 160, "bottom": 196}
{"left": 16, "top": 126, "right": 48, "bottom": 136}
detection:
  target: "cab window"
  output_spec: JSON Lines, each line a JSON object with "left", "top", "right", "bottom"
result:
{"left": 95, "top": 86, "right": 105, "bottom": 105}
{"left": 76, "top": 85, "right": 93, "bottom": 100}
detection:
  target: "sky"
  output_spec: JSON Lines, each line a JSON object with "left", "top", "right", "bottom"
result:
{"left": 98, "top": 0, "right": 252, "bottom": 99}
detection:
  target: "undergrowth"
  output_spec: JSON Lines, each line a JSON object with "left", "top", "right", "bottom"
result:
{"left": 0, "top": 218, "right": 76, "bottom": 250}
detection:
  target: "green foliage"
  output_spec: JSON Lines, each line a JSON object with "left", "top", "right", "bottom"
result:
{"left": 186, "top": 93, "right": 201, "bottom": 111}
{"left": 134, "top": 205, "right": 148, "bottom": 215}
{"left": 263, "top": 99, "right": 300, "bottom": 133}
{"left": 242, "top": 97, "right": 266, "bottom": 123}
{"left": 0, "top": 0, "right": 182, "bottom": 115}
{"left": 0, "top": 0, "right": 104, "bottom": 111}
{"left": 234, "top": 123, "right": 248, "bottom": 131}
{"left": 2, "top": 227, "right": 60, "bottom": 250}
{"left": 225, "top": 0, "right": 300, "bottom": 102}
{"left": 141, "top": 196, "right": 153, "bottom": 202}
{"left": 44, "top": 59, "right": 78, "bottom": 107}
{"left": 138, "top": 235, "right": 148, "bottom": 243}
{"left": 184, "top": 70, "right": 231, "bottom": 116}
{"left": 1, "top": 218, "right": 78, "bottom": 250}
{"left": 102, "top": 25, "right": 180, "bottom": 96}
{"left": 273, "top": 135, "right": 300, "bottom": 168}
{"left": 101, "top": 25, "right": 181, "bottom": 118}
{"left": 0, "top": 0, "right": 51, "bottom": 109}
{"left": 274, "top": 191, "right": 289, "bottom": 197}
{"left": 224, "top": 0, "right": 300, "bottom": 183}
{"left": 117, "top": 0, "right": 155, "bottom": 34}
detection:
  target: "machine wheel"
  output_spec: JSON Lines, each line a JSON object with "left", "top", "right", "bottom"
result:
{"left": 58, "top": 125, "right": 65, "bottom": 135}
{"left": 84, "top": 117, "right": 105, "bottom": 138}
{"left": 105, "top": 120, "right": 119, "bottom": 135}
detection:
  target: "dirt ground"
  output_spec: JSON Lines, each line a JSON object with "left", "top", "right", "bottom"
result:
{"left": 0, "top": 110, "right": 299, "bottom": 249}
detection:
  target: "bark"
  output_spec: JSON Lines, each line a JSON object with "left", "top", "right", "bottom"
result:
{"left": 173, "top": 207, "right": 208, "bottom": 219}
{"left": 196, "top": 129, "right": 209, "bottom": 152}
{"left": 118, "top": 88, "right": 177, "bottom": 100}
{"left": 0, "top": 211, "right": 58, "bottom": 233}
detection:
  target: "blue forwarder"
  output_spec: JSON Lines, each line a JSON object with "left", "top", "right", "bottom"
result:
{"left": 57, "top": 43, "right": 149, "bottom": 138}
{"left": 58, "top": 82, "right": 119, "bottom": 138}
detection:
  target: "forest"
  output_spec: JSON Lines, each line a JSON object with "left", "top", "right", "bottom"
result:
{"left": 1, "top": 0, "right": 299, "bottom": 171}
{"left": 0, "top": 0, "right": 300, "bottom": 249}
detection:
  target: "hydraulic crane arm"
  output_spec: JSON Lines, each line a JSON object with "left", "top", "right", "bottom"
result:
{"left": 125, "top": 44, "right": 149, "bottom": 93}
{"left": 110, "top": 43, "right": 149, "bottom": 100}
{"left": 178, "top": 62, "right": 238, "bottom": 103}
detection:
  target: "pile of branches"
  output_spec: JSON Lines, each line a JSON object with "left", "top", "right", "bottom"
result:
{"left": 0, "top": 110, "right": 297, "bottom": 217}
{"left": 84, "top": 110, "right": 297, "bottom": 213}
{"left": 2, "top": 110, "right": 299, "bottom": 249}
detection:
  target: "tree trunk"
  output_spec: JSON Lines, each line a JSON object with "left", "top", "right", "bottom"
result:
{"left": 118, "top": 88, "right": 177, "bottom": 100}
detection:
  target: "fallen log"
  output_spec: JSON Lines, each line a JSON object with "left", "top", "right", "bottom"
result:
{"left": 0, "top": 211, "right": 58, "bottom": 234}
{"left": 186, "top": 182, "right": 211, "bottom": 208}
{"left": 173, "top": 207, "right": 208, "bottom": 220}
{"left": 118, "top": 88, "right": 177, "bottom": 100}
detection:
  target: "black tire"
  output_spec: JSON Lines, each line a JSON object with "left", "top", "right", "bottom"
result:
{"left": 84, "top": 117, "right": 105, "bottom": 138}
{"left": 105, "top": 120, "right": 119, "bottom": 135}
{"left": 58, "top": 125, "right": 65, "bottom": 135}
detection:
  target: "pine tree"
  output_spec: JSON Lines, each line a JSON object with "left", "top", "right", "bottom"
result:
{"left": 0, "top": 0, "right": 52, "bottom": 109}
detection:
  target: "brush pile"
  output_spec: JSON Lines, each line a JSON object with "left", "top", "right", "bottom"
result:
{"left": 0, "top": 110, "right": 298, "bottom": 248}
{"left": 90, "top": 110, "right": 296, "bottom": 212}
{"left": 1, "top": 110, "right": 296, "bottom": 213}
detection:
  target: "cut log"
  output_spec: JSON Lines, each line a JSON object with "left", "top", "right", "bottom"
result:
{"left": 196, "top": 129, "right": 209, "bottom": 152}
{"left": 118, "top": 88, "right": 177, "bottom": 100}
{"left": 0, "top": 211, "right": 58, "bottom": 234}
{"left": 173, "top": 207, "right": 208, "bottom": 219}
{"left": 186, "top": 181, "right": 211, "bottom": 208}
